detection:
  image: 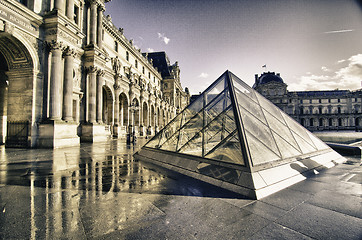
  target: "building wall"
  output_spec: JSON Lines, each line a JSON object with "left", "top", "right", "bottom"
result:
{"left": 253, "top": 72, "right": 362, "bottom": 132}
{"left": 0, "top": 0, "right": 189, "bottom": 147}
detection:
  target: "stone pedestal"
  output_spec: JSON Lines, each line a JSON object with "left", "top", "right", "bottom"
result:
{"left": 139, "top": 126, "right": 146, "bottom": 137}
{"left": 113, "top": 125, "right": 127, "bottom": 138}
{"left": 38, "top": 121, "right": 80, "bottom": 148}
{"left": 81, "top": 123, "right": 111, "bottom": 142}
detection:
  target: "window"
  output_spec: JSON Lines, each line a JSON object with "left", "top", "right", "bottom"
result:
{"left": 337, "top": 98, "right": 340, "bottom": 103}
{"left": 338, "top": 107, "right": 341, "bottom": 114}
{"left": 309, "top": 99, "right": 312, "bottom": 104}
{"left": 74, "top": 5, "right": 79, "bottom": 24}
{"left": 135, "top": 60, "right": 138, "bottom": 68}
{"left": 319, "top": 99, "right": 322, "bottom": 103}
{"left": 148, "top": 72, "right": 151, "bottom": 79}
{"left": 319, "top": 107, "right": 322, "bottom": 114}
{"left": 17, "top": 0, "right": 28, "bottom": 6}
{"left": 126, "top": 51, "right": 129, "bottom": 61}
{"left": 142, "top": 66, "right": 145, "bottom": 74}
{"left": 114, "top": 41, "right": 118, "bottom": 52}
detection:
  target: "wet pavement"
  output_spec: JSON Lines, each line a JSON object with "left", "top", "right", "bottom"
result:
{"left": 0, "top": 138, "right": 361, "bottom": 239}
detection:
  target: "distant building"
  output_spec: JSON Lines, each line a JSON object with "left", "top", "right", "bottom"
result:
{"left": 253, "top": 71, "right": 362, "bottom": 131}
{"left": 0, "top": 0, "right": 189, "bottom": 148}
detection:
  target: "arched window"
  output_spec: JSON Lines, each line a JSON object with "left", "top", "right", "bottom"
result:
{"left": 135, "top": 60, "right": 138, "bottom": 68}
{"left": 329, "top": 118, "right": 333, "bottom": 126}
{"left": 338, "top": 118, "right": 342, "bottom": 126}
{"left": 126, "top": 51, "right": 129, "bottom": 61}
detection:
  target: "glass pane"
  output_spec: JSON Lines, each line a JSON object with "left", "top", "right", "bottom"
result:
{"left": 159, "top": 133, "right": 179, "bottom": 152}
{"left": 230, "top": 73, "right": 257, "bottom": 101}
{"left": 182, "top": 96, "right": 203, "bottom": 125}
{"left": 158, "top": 115, "right": 183, "bottom": 147}
{"left": 235, "top": 89, "right": 267, "bottom": 124}
{"left": 263, "top": 110, "right": 300, "bottom": 152}
{"left": 178, "top": 131, "right": 203, "bottom": 156}
{"left": 205, "top": 132, "right": 244, "bottom": 165}
{"left": 205, "top": 90, "right": 231, "bottom": 126}
{"left": 239, "top": 108, "right": 280, "bottom": 155}
{"left": 204, "top": 108, "right": 236, "bottom": 153}
{"left": 256, "top": 93, "right": 283, "bottom": 120}
{"left": 281, "top": 111, "right": 315, "bottom": 147}
{"left": 145, "top": 132, "right": 162, "bottom": 148}
{"left": 177, "top": 113, "right": 203, "bottom": 150}
{"left": 204, "top": 76, "right": 226, "bottom": 106}
{"left": 291, "top": 131, "right": 318, "bottom": 154}
{"left": 272, "top": 131, "right": 302, "bottom": 159}
{"left": 245, "top": 130, "right": 281, "bottom": 165}
{"left": 307, "top": 132, "right": 329, "bottom": 150}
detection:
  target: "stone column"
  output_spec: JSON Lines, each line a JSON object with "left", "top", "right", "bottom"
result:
{"left": 97, "top": 5, "right": 104, "bottom": 49}
{"left": 87, "top": 66, "right": 97, "bottom": 123}
{"left": 66, "top": 0, "right": 74, "bottom": 20}
{"left": 96, "top": 70, "right": 104, "bottom": 123}
{"left": 114, "top": 91, "right": 120, "bottom": 125}
{"left": 89, "top": 1, "right": 97, "bottom": 45}
{"left": 140, "top": 95, "right": 144, "bottom": 126}
{"left": 54, "top": 0, "right": 65, "bottom": 13}
{"left": 48, "top": 42, "right": 63, "bottom": 121}
{"left": 62, "top": 48, "right": 75, "bottom": 121}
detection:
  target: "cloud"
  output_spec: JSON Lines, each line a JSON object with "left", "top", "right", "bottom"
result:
{"left": 323, "top": 29, "right": 354, "bottom": 34}
{"left": 198, "top": 72, "right": 209, "bottom": 78}
{"left": 290, "top": 54, "right": 362, "bottom": 91}
{"left": 337, "top": 59, "right": 346, "bottom": 64}
{"left": 157, "top": 33, "right": 170, "bottom": 44}
{"left": 321, "top": 66, "right": 330, "bottom": 72}
{"left": 147, "top": 48, "right": 154, "bottom": 52}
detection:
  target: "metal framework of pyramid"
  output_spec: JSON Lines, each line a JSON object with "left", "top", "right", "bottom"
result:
{"left": 135, "top": 70, "right": 345, "bottom": 199}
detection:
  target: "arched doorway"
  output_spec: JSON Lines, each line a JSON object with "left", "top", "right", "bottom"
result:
{"left": 150, "top": 105, "right": 155, "bottom": 127}
{"left": 132, "top": 98, "right": 140, "bottom": 127}
{"left": 119, "top": 93, "right": 128, "bottom": 126}
{"left": 0, "top": 34, "right": 35, "bottom": 147}
{"left": 102, "top": 86, "right": 113, "bottom": 125}
{"left": 142, "top": 102, "right": 148, "bottom": 127}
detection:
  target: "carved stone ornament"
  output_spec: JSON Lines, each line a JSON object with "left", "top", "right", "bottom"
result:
{"left": 47, "top": 40, "right": 64, "bottom": 51}
{"left": 111, "top": 56, "right": 121, "bottom": 75}
{"left": 97, "top": 69, "right": 105, "bottom": 77}
{"left": 114, "top": 75, "right": 121, "bottom": 90}
{"left": 86, "top": 65, "right": 99, "bottom": 74}
{"left": 63, "top": 46, "right": 76, "bottom": 58}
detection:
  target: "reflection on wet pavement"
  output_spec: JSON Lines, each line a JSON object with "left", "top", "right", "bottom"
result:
{"left": 0, "top": 139, "right": 242, "bottom": 239}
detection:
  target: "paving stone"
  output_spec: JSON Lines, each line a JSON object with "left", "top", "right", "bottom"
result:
{"left": 276, "top": 203, "right": 362, "bottom": 240}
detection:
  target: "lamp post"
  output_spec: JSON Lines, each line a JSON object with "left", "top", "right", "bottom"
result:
{"left": 127, "top": 102, "right": 139, "bottom": 144}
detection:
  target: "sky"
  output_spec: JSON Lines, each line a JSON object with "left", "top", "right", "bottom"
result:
{"left": 105, "top": 0, "right": 362, "bottom": 94}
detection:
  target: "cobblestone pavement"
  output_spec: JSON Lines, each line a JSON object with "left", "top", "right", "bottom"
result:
{"left": 0, "top": 139, "right": 361, "bottom": 239}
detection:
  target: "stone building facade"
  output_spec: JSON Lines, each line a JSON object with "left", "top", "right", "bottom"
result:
{"left": 253, "top": 71, "right": 362, "bottom": 132}
{"left": 0, "top": 0, "right": 189, "bottom": 148}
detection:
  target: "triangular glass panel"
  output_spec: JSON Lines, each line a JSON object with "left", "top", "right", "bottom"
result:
{"left": 239, "top": 107, "right": 280, "bottom": 157}
{"left": 205, "top": 130, "right": 244, "bottom": 165}
{"left": 244, "top": 129, "right": 281, "bottom": 165}
{"left": 307, "top": 131, "right": 329, "bottom": 150}
{"left": 263, "top": 110, "right": 301, "bottom": 152}
{"left": 272, "top": 131, "right": 302, "bottom": 159}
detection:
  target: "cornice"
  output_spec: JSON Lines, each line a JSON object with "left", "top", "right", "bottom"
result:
{"left": 0, "top": 0, "right": 43, "bottom": 26}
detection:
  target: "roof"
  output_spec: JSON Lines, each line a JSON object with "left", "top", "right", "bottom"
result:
{"left": 294, "top": 90, "right": 351, "bottom": 97}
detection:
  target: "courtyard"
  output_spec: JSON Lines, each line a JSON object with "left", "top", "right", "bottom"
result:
{"left": 0, "top": 138, "right": 361, "bottom": 239}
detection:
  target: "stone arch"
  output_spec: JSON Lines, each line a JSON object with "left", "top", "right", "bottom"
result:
{"left": 131, "top": 97, "right": 140, "bottom": 126}
{"left": 150, "top": 105, "right": 155, "bottom": 127}
{"left": 119, "top": 92, "right": 128, "bottom": 126}
{"left": 157, "top": 107, "right": 161, "bottom": 127}
{"left": 142, "top": 101, "right": 148, "bottom": 127}
{"left": 0, "top": 33, "right": 37, "bottom": 146}
{"left": 102, "top": 85, "right": 113, "bottom": 125}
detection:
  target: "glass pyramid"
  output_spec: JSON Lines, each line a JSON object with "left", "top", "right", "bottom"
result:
{"left": 144, "top": 70, "right": 329, "bottom": 167}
